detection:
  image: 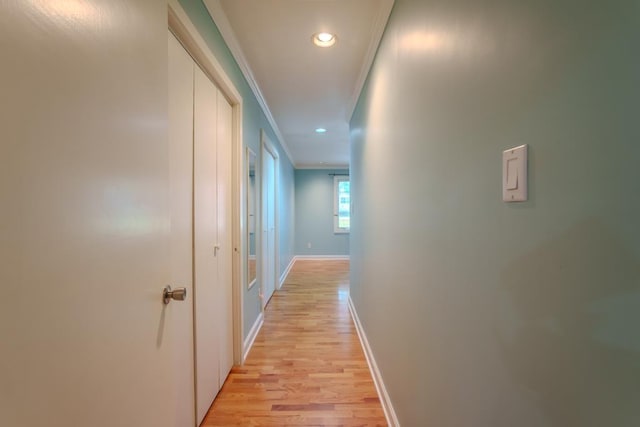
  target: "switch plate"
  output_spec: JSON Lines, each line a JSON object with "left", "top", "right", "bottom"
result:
{"left": 503, "top": 144, "right": 528, "bottom": 202}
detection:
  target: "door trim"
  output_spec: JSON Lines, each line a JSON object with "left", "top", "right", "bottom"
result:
{"left": 168, "top": 0, "right": 244, "bottom": 367}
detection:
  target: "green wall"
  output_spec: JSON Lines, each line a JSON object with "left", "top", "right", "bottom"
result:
{"left": 177, "top": 0, "right": 296, "bottom": 338}
{"left": 350, "top": 0, "right": 640, "bottom": 425}
{"left": 294, "top": 169, "right": 350, "bottom": 256}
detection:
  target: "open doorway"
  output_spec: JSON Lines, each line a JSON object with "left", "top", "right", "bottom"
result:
{"left": 261, "top": 131, "right": 279, "bottom": 309}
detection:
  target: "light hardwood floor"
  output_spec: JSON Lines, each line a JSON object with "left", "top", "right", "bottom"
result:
{"left": 202, "top": 259, "right": 387, "bottom": 427}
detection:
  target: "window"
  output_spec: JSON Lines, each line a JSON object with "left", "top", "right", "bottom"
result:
{"left": 333, "top": 176, "right": 350, "bottom": 233}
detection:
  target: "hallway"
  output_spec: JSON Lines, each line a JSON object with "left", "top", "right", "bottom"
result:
{"left": 202, "top": 260, "right": 387, "bottom": 426}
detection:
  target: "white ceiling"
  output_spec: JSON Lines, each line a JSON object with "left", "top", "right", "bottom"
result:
{"left": 203, "top": 0, "right": 394, "bottom": 168}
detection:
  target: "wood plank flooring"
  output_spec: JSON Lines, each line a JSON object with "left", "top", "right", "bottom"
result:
{"left": 202, "top": 259, "right": 387, "bottom": 427}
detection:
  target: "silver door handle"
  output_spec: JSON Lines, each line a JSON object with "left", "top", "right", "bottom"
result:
{"left": 163, "top": 285, "right": 187, "bottom": 304}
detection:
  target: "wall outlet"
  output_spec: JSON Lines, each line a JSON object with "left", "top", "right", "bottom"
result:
{"left": 307, "top": 242, "right": 311, "bottom": 249}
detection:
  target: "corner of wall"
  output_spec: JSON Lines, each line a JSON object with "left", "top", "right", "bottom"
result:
{"left": 348, "top": 296, "right": 400, "bottom": 427}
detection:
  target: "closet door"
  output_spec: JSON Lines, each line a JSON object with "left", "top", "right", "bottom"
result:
{"left": 193, "top": 65, "right": 220, "bottom": 425}
{"left": 261, "top": 146, "right": 277, "bottom": 307}
{"left": 216, "top": 93, "right": 234, "bottom": 384}
{"left": 169, "top": 35, "right": 234, "bottom": 425}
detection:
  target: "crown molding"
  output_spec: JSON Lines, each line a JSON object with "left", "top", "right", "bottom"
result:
{"left": 295, "top": 164, "right": 349, "bottom": 170}
{"left": 346, "top": 0, "right": 395, "bottom": 123}
{"left": 203, "top": 0, "right": 295, "bottom": 167}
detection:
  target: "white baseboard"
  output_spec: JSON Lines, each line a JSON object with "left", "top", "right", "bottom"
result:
{"left": 348, "top": 296, "right": 400, "bottom": 427}
{"left": 242, "top": 312, "right": 264, "bottom": 363}
{"left": 279, "top": 256, "right": 296, "bottom": 288}
{"left": 294, "top": 255, "right": 350, "bottom": 260}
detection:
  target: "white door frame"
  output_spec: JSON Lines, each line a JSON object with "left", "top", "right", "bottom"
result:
{"left": 260, "top": 130, "right": 280, "bottom": 309}
{"left": 168, "top": 0, "right": 244, "bottom": 367}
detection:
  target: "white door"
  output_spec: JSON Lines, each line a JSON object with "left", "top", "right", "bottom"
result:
{"left": 193, "top": 63, "right": 235, "bottom": 425}
{"left": 216, "top": 90, "right": 234, "bottom": 386}
{"left": 261, "top": 144, "right": 277, "bottom": 308}
{"left": 0, "top": 2, "right": 174, "bottom": 426}
{"left": 168, "top": 32, "right": 196, "bottom": 427}
{"left": 193, "top": 63, "right": 221, "bottom": 425}
{"left": 170, "top": 35, "right": 234, "bottom": 425}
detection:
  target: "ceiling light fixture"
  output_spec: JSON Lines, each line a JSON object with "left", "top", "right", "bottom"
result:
{"left": 312, "top": 32, "right": 336, "bottom": 47}
{"left": 315, "top": 128, "right": 327, "bottom": 133}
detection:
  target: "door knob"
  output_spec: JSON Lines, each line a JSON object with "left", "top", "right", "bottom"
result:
{"left": 163, "top": 285, "right": 187, "bottom": 304}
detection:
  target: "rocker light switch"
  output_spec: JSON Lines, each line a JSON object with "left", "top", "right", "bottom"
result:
{"left": 503, "top": 144, "right": 528, "bottom": 202}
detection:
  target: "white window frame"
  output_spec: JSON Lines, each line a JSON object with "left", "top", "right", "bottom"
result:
{"left": 333, "top": 175, "right": 350, "bottom": 234}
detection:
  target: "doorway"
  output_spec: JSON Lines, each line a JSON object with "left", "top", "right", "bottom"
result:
{"left": 168, "top": 26, "right": 238, "bottom": 426}
{"left": 261, "top": 132, "right": 279, "bottom": 309}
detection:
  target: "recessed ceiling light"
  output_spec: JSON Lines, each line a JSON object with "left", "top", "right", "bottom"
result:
{"left": 315, "top": 128, "right": 327, "bottom": 133}
{"left": 312, "top": 32, "right": 336, "bottom": 47}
